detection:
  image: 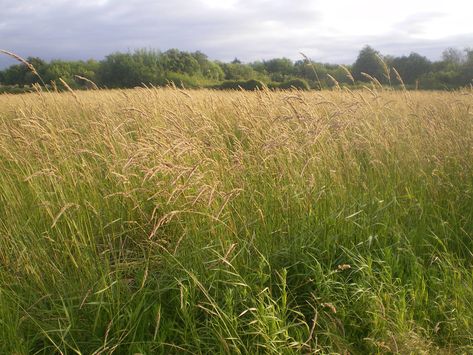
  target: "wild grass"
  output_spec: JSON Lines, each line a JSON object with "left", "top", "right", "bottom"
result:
{"left": 0, "top": 86, "right": 472, "bottom": 353}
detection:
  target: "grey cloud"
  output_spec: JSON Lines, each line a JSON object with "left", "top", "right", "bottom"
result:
{"left": 0, "top": 0, "right": 471, "bottom": 69}
{"left": 394, "top": 12, "right": 445, "bottom": 36}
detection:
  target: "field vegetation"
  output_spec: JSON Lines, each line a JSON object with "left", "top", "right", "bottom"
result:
{"left": 0, "top": 85, "right": 472, "bottom": 353}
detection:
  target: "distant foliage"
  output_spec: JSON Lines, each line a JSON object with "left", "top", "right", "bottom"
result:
{"left": 219, "top": 62, "right": 259, "bottom": 81}
{"left": 389, "top": 53, "right": 432, "bottom": 85}
{"left": 1, "top": 46, "right": 473, "bottom": 91}
{"left": 97, "top": 51, "right": 165, "bottom": 88}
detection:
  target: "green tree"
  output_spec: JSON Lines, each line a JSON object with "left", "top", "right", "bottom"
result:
{"left": 293, "top": 60, "right": 328, "bottom": 88}
{"left": 44, "top": 60, "right": 99, "bottom": 88}
{"left": 442, "top": 48, "right": 465, "bottom": 68}
{"left": 1, "top": 65, "right": 25, "bottom": 86}
{"left": 203, "top": 61, "right": 224, "bottom": 81}
{"left": 23, "top": 57, "right": 47, "bottom": 85}
{"left": 263, "top": 58, "right": 294, "bottom": 81}
{"left": 191, "top": 51, "right": 224, "bottom": 80}
{"left": 352, "top": 46, "right": 386, "bottom": 83}
{"left": 220, "top": 62, "right": 258, "bottom": 81}
{"left": 97, "top": 50, "right": 164, "bottom": 88}
{"left": 0, "top": 57, "right": 47, "bottom": 86}
{"left": 250, "top": 61, "right": 266, "bottom": 74}
{"left": 390, "top": 53, "right": 431, "bottom": 85}
{"left": 264, "top": 58, "right": 293, "bottom": 73}
{"left": 162, "top": 49, "right": 200, "bottom": 76}
{"left": 460, "top": 48, "right": 473, "bottom": 86}
{"left": 419, "top": 48, "right": 467, "bottom": 89}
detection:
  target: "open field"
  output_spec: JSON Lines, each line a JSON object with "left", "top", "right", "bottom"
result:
{"left": 0, "top": 87, "right": 472, "bottom": 353}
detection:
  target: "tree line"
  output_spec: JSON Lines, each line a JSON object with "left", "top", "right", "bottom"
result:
{"left": 1, "top": 46, "right": 472, "bottom": 92}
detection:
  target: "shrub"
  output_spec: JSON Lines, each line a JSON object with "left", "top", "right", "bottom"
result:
{"left": 218, "top": 79, "right": 265, "bottom": 91}
{"left": 241, "top": 79, "right": 265, "bottom": 90}
{"left": 278, "top": 78, "right": 310, "bottom": 90}
{"left": 0, "top": 85, "right": 31, "bottom": 94}
{"left": 217, "top": 80, "right": 243, "bottom": 90}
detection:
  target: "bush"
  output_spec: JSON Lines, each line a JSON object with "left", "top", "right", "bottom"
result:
{"left": 278, "top": 78, "right": 310, "bottom": 90}
{"left": 217, "top": 79, "right": 265, "bottom": 91}
{"left": 217, "top": 80, "right": 243, "bottom": 90}
{"left": 0, "top": 85, "right": 32, "bottom": 94}
{"left": 241, "top": 79, "right": 265, "bottom": 90}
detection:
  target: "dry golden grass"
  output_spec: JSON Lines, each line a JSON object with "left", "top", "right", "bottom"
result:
{"left": 0, "top": 87, "right": 472, "bottom": 353}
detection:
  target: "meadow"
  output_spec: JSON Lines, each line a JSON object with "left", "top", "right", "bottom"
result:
{"left": 0, "top": 86, "right": 472, "bottom": 353}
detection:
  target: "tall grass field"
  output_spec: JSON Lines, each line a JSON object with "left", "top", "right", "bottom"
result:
{"left": 0, "top": 87, "right": 472, "bottom": 353}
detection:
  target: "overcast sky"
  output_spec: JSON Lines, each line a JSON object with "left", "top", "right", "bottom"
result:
{"left": 1, "top": 0, "right": 472, "bottom": 68}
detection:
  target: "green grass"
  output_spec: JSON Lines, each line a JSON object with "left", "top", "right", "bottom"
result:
{"left": 0, "top": 88, "right": 472, "bottom": 353}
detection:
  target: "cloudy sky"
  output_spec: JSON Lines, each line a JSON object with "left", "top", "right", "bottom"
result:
{"left": 0, "top": 0, "right": 472, "bottom": 68}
